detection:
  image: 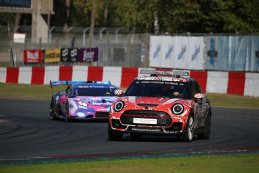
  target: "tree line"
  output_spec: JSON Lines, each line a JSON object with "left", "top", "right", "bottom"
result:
{"left": 1, "top": 0, "right": 259, "bottom": 34}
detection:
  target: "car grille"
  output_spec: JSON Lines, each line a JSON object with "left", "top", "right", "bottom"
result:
{"left": 120, "top": 110, "right": 172, "bottom": 127}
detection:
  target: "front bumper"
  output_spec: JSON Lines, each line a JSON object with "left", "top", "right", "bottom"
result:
{"left": 110, "top": 118, "right": 185, "bottom": 135}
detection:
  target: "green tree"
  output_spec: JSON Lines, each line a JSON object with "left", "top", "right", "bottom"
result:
{"left": 199, "top": 0, "right": 259, "bottom": 33}
{"left": 158, "top": 0, "right": 202, "bottom": 33}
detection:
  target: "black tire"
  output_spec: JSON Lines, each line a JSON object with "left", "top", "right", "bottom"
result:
{"left": 108, "top": 121, "right": 123, "bottom": 141}
{"left": 63, "top": 102, "right": 70, "bottom": 122}
{"left": 64, "top": 113, "right": 70, "bottom": 122}
{"left": 183, "top": 116, "right": 194, "bottom": 142}
{"left": 49, "top": 99, "right": 56, "bottom": 120}
{"left": 130, "top": 133, "right": 142, "bottom": 140}
{"left": 199, "top": 114, "right": 211, "bottom": 139}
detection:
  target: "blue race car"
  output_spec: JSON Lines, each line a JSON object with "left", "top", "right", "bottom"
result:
{"left": 49, "top": 80, "right": 122, "bottom": 122}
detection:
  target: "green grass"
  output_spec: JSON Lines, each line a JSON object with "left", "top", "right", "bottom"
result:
{"left": 0, "top": 83, "right": 65, "bottom": 100}
{"left": 207, "top": 93, "right": 259, "bottom": 108}
{"left": 1, "top": 83, "right": 259, "bottom": 108}
{"left": 1, "top": 154, "right": 259, "bottom": 173}
{"left": 0, "top": 62, "right": 10, "bottom": 67}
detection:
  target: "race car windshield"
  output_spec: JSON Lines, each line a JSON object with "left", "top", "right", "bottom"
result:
{"left": 125, "top": 80, "right": 190, "bottom": 99}
{"left": 74, "top": 87, "right": 117, "bottom": 96}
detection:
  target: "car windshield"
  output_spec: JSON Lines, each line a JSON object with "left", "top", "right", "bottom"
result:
{"left": 125, "top": 80, "right": 190, "bottom": 99}
{"left": 74, "top": 87, "right": 117, "bottom": 96}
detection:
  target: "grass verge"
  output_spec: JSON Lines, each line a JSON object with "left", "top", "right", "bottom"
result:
{"left": 1, "top": 154, "right": 259, "bottom": 173}
{"left": 0, "top": 83, "right": 259, "bottom": 108}
{"left": 0, "top": 83, "right": 65, "bottom": 100}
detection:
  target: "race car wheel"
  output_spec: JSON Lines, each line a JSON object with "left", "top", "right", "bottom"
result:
{"left": 130, "top": 133, "right": 142, "bottom": 140}
{"left": 64, "top": 113, "right": 70, "bottom": 122}
{"left": 63, "top": 102, "right": 70, "bottom": 122}
{"left": 183, "top": 116, "right": 194, "bottom": 142}
{"left": 108, "top": 121, "right": 123, "bottom": 141}
{"left": 199, "top": 113, "right": 211, "bottom": 139}
{"left": 49, "top": 100, "right": 56, "bottom": 120}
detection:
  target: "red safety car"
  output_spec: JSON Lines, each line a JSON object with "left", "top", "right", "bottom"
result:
{"left": 108, "top": 70, "right": 212, "bottom": 142}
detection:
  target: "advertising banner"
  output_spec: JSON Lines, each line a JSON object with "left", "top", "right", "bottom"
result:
{"left": 205, "top": 35, "right": 258, "bottom": 71}
{"left": 61, "top": 48, "right": 78, "bottom": 62}
{"left": 44, "top": 48, "right": 61, "bottom": 63}
{"left": 149, "top": 36, "right": 205, "bottom": 70}
{"left": 77, "top": 48, "right": 99, "bottom": 62}
{"left": 23, "top": 50, "right": 43, "bottom": 63}
{"left": 13, "top": 33, "right": 26, "bottom": 43}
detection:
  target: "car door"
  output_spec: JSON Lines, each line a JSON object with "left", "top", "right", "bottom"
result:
{"left": 193, "top": 81, "right": 209, "bottom": 127}
{"left": 190, "top": 81, "right": 204, "bottom": 129}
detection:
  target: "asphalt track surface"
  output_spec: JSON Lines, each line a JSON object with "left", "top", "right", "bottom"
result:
{"left": 0, "top": 99, "right": 259, "bottom": 162}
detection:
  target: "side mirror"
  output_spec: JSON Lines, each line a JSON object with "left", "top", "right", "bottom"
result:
{"left": 194, "top": 93, "right": 204, "bottom": 104}
{"left": 114, "top": 89, "right": 124, "bottom": 97}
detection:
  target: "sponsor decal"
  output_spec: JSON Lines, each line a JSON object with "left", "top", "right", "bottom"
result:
{"left": 165, "top": 45, "right": 174, "bottom": 59}
{"left": 24, "top": 50, "right": 43, "bottom": 63}
{"left": 44, "top": 49, "right": 61, "bottom": 63}
{"left": 153, "top": 44, "right": 161, "bottom": 59}
{"left": 92, "top": 102, "right": 111, "bottom": 106}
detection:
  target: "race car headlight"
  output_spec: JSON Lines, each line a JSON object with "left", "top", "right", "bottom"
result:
{"left": 114, "top": 101, "right": 124, "bottom": 112}
{"left": 172, "top": 104, "right": 184, "bottom": 115}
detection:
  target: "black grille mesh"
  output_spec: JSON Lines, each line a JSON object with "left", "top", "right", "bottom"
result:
{"left": 120, "top": 110, "right": 172, "bottom": 127}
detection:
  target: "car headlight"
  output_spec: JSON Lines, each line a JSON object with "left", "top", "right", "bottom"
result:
{"left": 114, "top": 101, "right": 124, "bottom": 112}
{"left": 172, "top": 104, "right": 184, "bottom": 115}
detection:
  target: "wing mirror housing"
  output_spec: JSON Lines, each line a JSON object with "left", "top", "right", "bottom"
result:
{"left": 114, "top": 89, "right": 124, "bottom": 97}
{"left": 194, "top": 93, "right": 204, "bottom": 104}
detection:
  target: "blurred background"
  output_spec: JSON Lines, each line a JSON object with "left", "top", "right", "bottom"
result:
{"left": 0, "top": 0, "right": 259, "bottom": 71}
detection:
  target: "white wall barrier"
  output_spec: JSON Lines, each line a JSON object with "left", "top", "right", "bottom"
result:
{"left": 0, "top": 66, "right": 259, "bottom": 97}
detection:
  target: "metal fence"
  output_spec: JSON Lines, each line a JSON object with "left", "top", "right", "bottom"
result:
{"left": 0, "top": 25, "right": 259, "bottom": 71}
{"left": 0, "top": 26, "right": 149, "bottom": 67}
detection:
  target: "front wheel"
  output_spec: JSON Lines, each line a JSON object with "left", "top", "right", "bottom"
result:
{"left": 49, "top": 100, "right": 56, "bottom": 120}
{"left": 64, "top": 113, "right": 70, "bottom": 122}
{"left": 183, "top": 116, "right": 194, "bottom": 142}
{"left": 108, "top": 121, "right": 123, "bottom": 141}
{"left": 63, "top": 102, "right": 70, "bottom": 122}
{"left": 199, "top": 114, "right": 211, "bottom": 139}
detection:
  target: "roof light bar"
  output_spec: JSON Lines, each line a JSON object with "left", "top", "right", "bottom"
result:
{"left": 140, "top": 69, "right": 190, "bottom": 77}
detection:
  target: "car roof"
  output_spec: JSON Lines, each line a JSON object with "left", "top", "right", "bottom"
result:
{"left": 137, "top": 69, "right": 195, "bottom": 83}
{"left": 72, "top": 82, "right": 119, "bottom": 89}
{"left": 135, "top": 76, "right": 192, "bottom": 83}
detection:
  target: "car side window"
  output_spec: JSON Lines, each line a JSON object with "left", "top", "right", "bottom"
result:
{"left": 189, "top": 81, "right": 200, "bottom": 98}
{"left": 66, "top": 86, "right": 72, "bottom": 96}
{"left": 190, "top": 83, "right": 195, "bottom": 98}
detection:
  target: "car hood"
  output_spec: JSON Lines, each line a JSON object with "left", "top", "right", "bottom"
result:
{"left": 123, "top": 96, "right": 181, "bottom": 106}
{"left": 70, "top": 96, "right": 117, "bottom": 106}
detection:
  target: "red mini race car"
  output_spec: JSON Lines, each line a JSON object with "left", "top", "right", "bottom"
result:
{"left": 108, "top": 70, "right": 212, "bottom": 142}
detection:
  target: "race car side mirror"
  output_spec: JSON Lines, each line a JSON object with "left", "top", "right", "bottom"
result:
{"left": 194, "top": 93, "right": 204, "bottom": 104}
